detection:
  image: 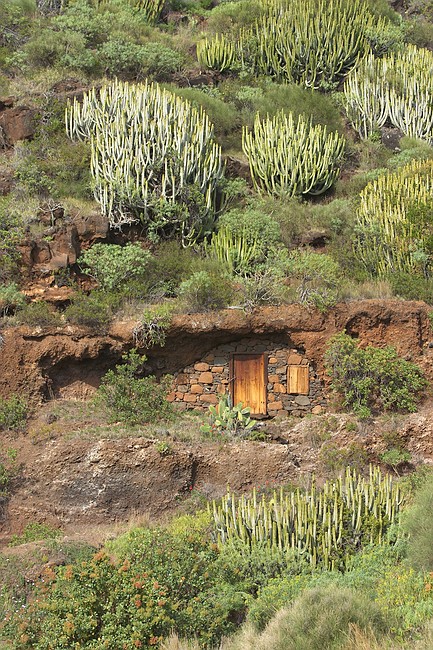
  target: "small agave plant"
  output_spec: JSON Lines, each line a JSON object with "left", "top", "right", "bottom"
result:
{"left": 201, "top": 394, "right": 256, "bottom": 438}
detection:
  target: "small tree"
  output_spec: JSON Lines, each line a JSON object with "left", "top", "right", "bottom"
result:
{"left": 97, "top": 349, "right": 173, "bottom": 425}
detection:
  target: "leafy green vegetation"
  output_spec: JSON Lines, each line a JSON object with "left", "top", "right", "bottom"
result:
{"left": 0, "top": 395, "right": 28, "bottom": 431}
{"left": 97, "top": 349, "right": 174, "bottom": 425}
{"left": 1, "top": 1, "right": 433, "bottom": 645}
{"left": 3, "top": 471, "right": 433, "bottom": 649}
{"left": 325, "top": 332, "right": 426, "bottom": 417}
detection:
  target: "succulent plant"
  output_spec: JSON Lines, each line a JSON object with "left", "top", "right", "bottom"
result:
{"left": 242, "top": 111, "right": 345, "bottom": 197}
{"left": 66, "top": 80, "right": 224, "bottom": 241}
{"left": 210, "top": 466, "right": 403, "bottom": 570}
{"left": 354, "top": 159, "right": 433, "bottom": 276}
{"left": 344, "top": 45, "right": 433, "bottom": 143}
{"left": 199, "top": 0, "right": 387, "bottom": 90}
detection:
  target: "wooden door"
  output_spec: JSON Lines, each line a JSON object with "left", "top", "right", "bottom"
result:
{"left": 231, "top": 353, "right": 267, "bottom": 416}
{"left": 288, "top": 365, "right": 309, "bottom": 395}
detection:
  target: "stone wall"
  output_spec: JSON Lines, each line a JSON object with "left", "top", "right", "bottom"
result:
{"left": 167, "top": 337, "right": 326, "bottom": 417}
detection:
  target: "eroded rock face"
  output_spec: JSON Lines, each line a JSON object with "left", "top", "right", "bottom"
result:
{"left": 0, "top": 301, "right": 432, "bottom": 403}
{"left": 19, "top": 207, "right": 110, "bottom": 280}
{"left": 0, "top": 99, "right": 37, "bottom": 148}
{"left": 2, "top": 436, "right": 297, "bottom": 536}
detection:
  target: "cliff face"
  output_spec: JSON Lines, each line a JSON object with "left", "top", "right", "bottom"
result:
{"left": 1, "top": 300, "right": 432, "bottom": 402}
{"left": 1, "top": 299, "right": 433, "bottom": 543}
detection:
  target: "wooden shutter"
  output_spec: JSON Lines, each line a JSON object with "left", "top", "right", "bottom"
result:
{"left": 231, "top": 353, "right": 267, "bottom": 416}
{"left": 288, "top": 365, "right": 309, "bottom": 395}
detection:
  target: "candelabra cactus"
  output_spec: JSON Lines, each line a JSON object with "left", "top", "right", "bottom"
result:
{"left": 354, "top": 159, "right": 433, "bottom": 277}
{"left": 205, "top": 226, "right": 260, "bottom": 275}
{"left": 95, "top": 0, "right": 164, "bottom": 22}
{"left": 210, "top": 466, "right": 403, "bottom": 570}
{"left": 65, "top": 80, "right": 224, "bottom": 240}
{"left": 197, "top": 33, "right": 237, "bottom": 73}
{"left": 242, "top": 111, "right": 345, "bottom": 197}
{"left": 344, "top": 45, "right": 433, "bottom": 143}
{"left": 198, "top": 0, "right": 387, "bottom": 89}
{"left": 141, "top": 0, "right": 164, "bottom": 22}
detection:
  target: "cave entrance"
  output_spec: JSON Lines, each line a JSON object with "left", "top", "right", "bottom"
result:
{"left": 230, "top": 353, "right": 267, "bottom": 417}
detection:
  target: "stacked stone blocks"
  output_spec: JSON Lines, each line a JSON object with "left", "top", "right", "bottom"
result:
{"left": 167, "top": 338, "right": 325, "bottom": 416}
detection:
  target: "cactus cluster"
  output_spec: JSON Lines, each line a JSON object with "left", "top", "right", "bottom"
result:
{"left": 344, "top": 46, "right": 433, "bottom": 143}
{"left": 242, "top": 111, "right": 345, "bottom": 197}
{"left": 354, "top": 159, "right": 433, "bottom": 277}
{"left": 198, "top": 0, "right": 385, "bottom": 89}
{"left": 65, "top": 80, "right": 224, "bottom": 239}
{"left": 205, "top": 226, "right": 259, "bottom": 275}
{"left": 210, "top": 466, "right": 403, "bottom": 570}
{"left": 94, "top": 0, "right": 164, "bottom": 22}
{"left": 197, "top": 33, "right": 236, "bottom": 73}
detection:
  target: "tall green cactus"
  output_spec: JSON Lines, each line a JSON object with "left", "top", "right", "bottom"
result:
{"left": 205, "top": 226, "right": 260, "bottom": 275}
{"left": 65, "top": 80, "right": 224, "bottom": 241}
{"left": 197, "top": 33, "right": 236, "bottom": 73}
{"left": 95, "top": 0, "right": 164, "bottom": 22}
{"left": 344, "top": 45, "right": 433, "bottom": 143}
{"left": 354, "top": 159, "right": 433, "bottom": 277}
{"left": 242, "top": 111, "right": 345, "bottom": 197}
{"left": 199, "top": 0, "right": 387, "bottom": 90}
{"left": 210, "top": 466, "right": 403, "bottom": 570}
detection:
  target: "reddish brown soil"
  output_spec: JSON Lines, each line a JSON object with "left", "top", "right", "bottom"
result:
{"left": 1, "top": 300, "right": 433, "bottom": 547}
{"left": 1, "top": 403, "right": 433, "bottom": 547}
{"left": 1, "top": 300, "right": 432, "bottom": 402}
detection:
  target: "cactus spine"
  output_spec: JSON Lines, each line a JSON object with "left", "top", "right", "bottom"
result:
{"left": 242, "top": 111, "right": 345, "bottom": 197}
{"left": 344, "top": 45, "right": 433, "bottom": 143}
{"left": 65, "top": 80, "right": 224, "bottom": 240}
{"left": 354, "top": 160, "right": 433, "bottom": 277}
{"left": 210, "top": 466, "right": 403, "bottom": 570}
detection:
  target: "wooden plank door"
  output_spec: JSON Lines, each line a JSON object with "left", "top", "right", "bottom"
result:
{"left": 288, "top": 365, "right": 309, "bottom": 395}
{"left": 231, "top": 353, "right": 267, "bottom": 416}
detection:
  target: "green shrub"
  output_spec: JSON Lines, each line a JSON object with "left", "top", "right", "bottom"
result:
{"left": 132, "top": 303, "right": 174, "bottom": 348}
{"left": 170, "top": 87, "right": 239, "bottom": 147}
{"left": 237, "top": 269, "right": 287, "bottom": 309}
{"left": 177, "top": 270, "right": 233, "bottom": 312}
{"left": 318, "top": 441, "right": 369, "bottom": 474}
{"left": 144, "top": 241, "right": 197, "bottom": 298}
{"left": 325, "top": 332, "right": 427, "bottom": 417}
{"left": 0, "top": 396, "right": 27, "bottom": 431}
{"left": 375, "top": 563, "right": 433, "bottom": 637}
{"left": 64, "top": 290, "right": 121, "bottom": 329}
{"left": 286, "top": 250, "right": 341, "bottom": 311}
{"left": 388, "top": 271, "right": 433, "bottom": 302}
{"left": 99, "top": 40, "right": 184, "bottom": 79}
{"left": 79, "top": 243, "right": 151, "bottom": 292}
{"left": 9, "top": 522, "right": 62, "bottom": 547}
{"left": 252, "top": 586, "right": 388, "bottom": 650}
{"left": 251, "top": 83, "right": 344, "bottom": 135}
{"left": 0, "top": 447, "right": 19, "bottom": 496}
{"left": 0, "top": 204, "right": 24, "bottom": 283}
{"left": 97, "top": 349, "right": 173, "bottom": 425}
{"left": 15, "top": 301, "right": 62, "bottom": 327}
{"left": 0, "top": 283, "right": 26, "bottom": 317}
{"left": 5, "top": 525, "right": 242, "bottom": 649}
{"left": 380, "top": 448, "right": 412, "bottom": 475}
{"left": 401, "top": 475, "right": 433, "bottom": 572}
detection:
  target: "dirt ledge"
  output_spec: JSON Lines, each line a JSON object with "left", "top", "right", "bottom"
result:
{"left": 1, "top": 300, "right": 432, "bottom": 401}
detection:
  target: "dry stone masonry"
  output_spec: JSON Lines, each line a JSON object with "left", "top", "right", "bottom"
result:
{"left": 167, "top": 338, "right": 325, "bottom": 417}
